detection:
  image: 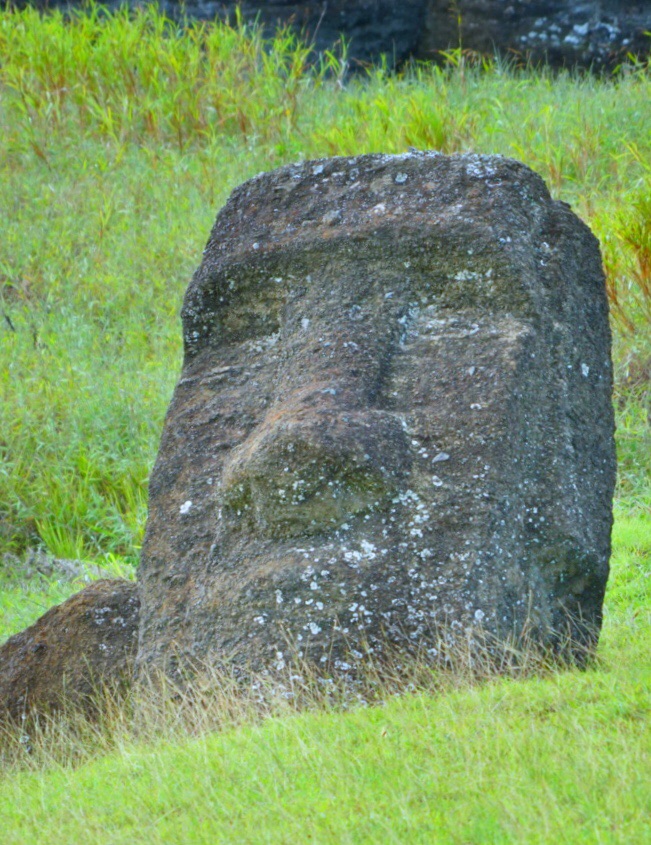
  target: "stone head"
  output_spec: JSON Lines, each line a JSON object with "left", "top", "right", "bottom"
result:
{"left": 137, "top": 152, "right": 615, "bottom": 676}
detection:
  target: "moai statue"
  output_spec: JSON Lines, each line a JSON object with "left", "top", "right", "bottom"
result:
{"left": 137, "top": 152, "right": 615, "bottom": 678}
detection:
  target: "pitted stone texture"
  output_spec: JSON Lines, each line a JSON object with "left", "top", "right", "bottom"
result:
{"left": 138, "top": 152, "right": 615, "bottom": 679}
{"left": 0, "top": 580, "right": 139, "bottom": 721}
{"left": 419, "top": 1, "right": 651, "bottom": 71}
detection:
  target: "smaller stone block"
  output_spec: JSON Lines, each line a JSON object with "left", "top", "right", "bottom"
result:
{"left": 0, "top": 580, "right": 139, "bottom": 721}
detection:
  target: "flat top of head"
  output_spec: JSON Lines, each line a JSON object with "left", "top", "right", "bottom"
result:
{"left": 200, "top": 153, "right": 552, "bottom": 266}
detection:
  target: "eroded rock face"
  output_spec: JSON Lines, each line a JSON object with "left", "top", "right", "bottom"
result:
{"left": 0, "top": 580, "right": 139, "bottom": 721}
{"left": 420, "top": 1, "right": 651, "bottom": 70}
{"left": 138, "top": 152, "right": 615, "bottom": 679}
{"left": 19, "top": 1, "right": 651, "bottom": 70}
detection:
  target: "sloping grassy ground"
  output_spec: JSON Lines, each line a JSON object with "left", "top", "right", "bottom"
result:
{"left": 0, "top": 512, "right": 648, "bottom": 844}
{"left": 1, "top": 665, "right": 651, "bottom": 844}
{"left": 0, "top": 6, "right": 650, "bottom": 842}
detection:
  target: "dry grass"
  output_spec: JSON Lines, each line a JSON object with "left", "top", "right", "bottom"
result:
{"left": 0, "top": 619, "right": 596, "bottom": 773}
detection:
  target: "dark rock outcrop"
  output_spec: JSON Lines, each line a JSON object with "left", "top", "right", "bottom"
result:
{"left": 137, "top": 151, "right": 616, "bottom": 680}
{"left": 14, "top": 1, "right": 651, "bottom": 70}
{"left": 0, "top": 579, "right": 139, "bottom": 721}
{"left": 208, "top": 0, "right": 428, "bottom": 68}
{"left": 419, "top": 1, "right": 651, "bottom": 71}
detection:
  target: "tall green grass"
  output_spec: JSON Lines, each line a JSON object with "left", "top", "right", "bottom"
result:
{"left": 0, "top": 4, "right": 649, "bottom": 562}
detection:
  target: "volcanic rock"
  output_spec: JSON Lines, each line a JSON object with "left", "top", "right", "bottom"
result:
{"left": 0, "top": 579, "right": 139, "bottom": 721}
{"left": 419, "top": 1, "right": 651, "bottom": 71}
{"left": 137, "top": 152, "right": 616, "bottom": 679}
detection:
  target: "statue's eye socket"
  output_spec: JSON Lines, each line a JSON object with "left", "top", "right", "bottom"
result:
{"left": 212, "top": 279, "right": 284, "bottom": 345}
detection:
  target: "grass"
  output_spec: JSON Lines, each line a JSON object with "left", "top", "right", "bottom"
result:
{"left": 0, "top": 5, "right": 650, "bottom": 842}
{"left": 1, "top": 668, "right": 650, "bottom": 844}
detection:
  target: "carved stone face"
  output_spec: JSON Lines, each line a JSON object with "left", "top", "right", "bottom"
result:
{"left": 137, "top": 153, "right": 615, "bottom": 677}
{"left": 217, "top": 270, "right": 413, "bottom": 542}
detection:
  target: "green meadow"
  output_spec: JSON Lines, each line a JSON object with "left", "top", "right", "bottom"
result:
{"left": 0, "top": 6, "right": 649, "bottom": 842}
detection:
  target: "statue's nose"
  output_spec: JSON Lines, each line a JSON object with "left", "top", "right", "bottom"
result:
{"left": 221, "top": 395, "right": 411, "bottom": 538}
{"left": 220, "top": 301, "right": 408, "bottom": 537}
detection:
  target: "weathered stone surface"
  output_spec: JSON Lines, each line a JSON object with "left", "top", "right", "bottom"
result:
{"left": 0, "top": 579, "right": 139, "bottom": 721}
{"left": 419, "top": 1, "right": 651, "bottom": 71}
{"left": 138, "top": 152, "right": 615, "bottom": 679}
{"left": 17, "top": 0, "right": 651, "bottom": 70}
{"left": 209, "top": 0, "right": 427, "bottom": 68}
